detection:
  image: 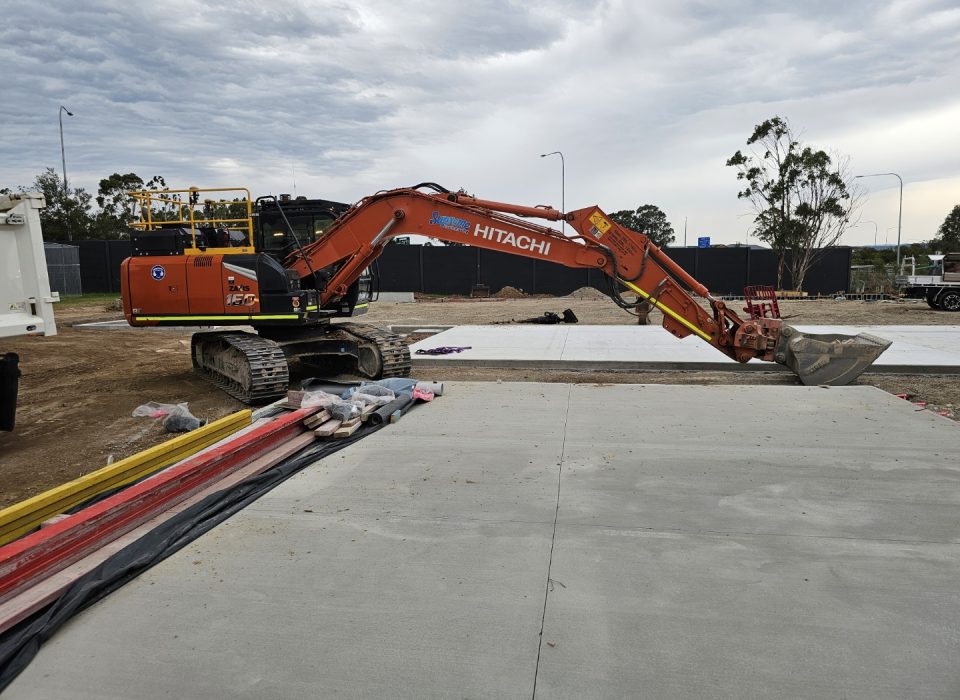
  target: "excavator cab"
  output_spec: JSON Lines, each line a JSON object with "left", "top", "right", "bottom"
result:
{"left": 253, "top": 196, "right": 372, "bottom": 316}
{"left": 254, "top": 195, "right": 350, "bottom": 258}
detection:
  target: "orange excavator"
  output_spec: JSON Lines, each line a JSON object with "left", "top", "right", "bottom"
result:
{"left": 121, "top": 183, "right": 890, "bottom": 402}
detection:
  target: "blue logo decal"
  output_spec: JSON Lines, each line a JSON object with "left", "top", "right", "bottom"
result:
{"left": 428, "top": 211, "right": 471, "bottom": 235}
{"left": 150, "top": 265, "right": 166, "bottom": 280}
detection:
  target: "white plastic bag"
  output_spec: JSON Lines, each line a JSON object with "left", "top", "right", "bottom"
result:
{"left": 132, "top": 401, "right": 202, "bottom": 432}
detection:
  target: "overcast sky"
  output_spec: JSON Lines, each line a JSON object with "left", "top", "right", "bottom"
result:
{"left": 2, "top": 0, "right": 958, "bottom": 246}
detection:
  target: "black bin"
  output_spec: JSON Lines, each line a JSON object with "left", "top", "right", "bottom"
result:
{"left": 0, "top": 353, "right": 21, "bottom": 432}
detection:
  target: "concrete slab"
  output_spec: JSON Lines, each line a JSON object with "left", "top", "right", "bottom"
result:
{"left": 536, "top": 528, "right": 959, "bottom": 698}
{"left": 7, "top": 383, "right": 960, "bottom": 699}
{"left": 375, "top": 292, "right": 415, "bottom": 303}
{"left": 411, "top": 325, "right": 960, "bottom": 373}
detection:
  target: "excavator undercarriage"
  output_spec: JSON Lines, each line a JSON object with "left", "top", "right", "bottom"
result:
{"left": 191, "top": 322, "right": 411, "bottom": 404}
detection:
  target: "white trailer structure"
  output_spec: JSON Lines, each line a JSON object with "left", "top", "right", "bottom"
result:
{"left": 1, "top": 192, "right": 59, "bottom": 430}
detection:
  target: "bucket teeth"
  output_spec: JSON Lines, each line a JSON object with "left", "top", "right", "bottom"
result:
{"left": 776, "top": 327, "right": 892, "bottom": 386}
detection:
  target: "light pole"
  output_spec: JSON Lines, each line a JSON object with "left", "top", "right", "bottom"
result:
{"left": 59, "top": 105, "right": 75, "bottom": 241}
{"left": 855, "top": 172, "right": 903, "bottom": 268}
{"left": 539, "top": 151, "right": 564, "bottom": 233}
{"left": 58, "top": 105, "right": 74, "bottom": 197}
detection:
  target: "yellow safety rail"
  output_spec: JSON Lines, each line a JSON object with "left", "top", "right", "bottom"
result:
{"left": 0, "top": 410, "right": 252, "bottom": 546}
{"left": 128, "top": 186, "right": 255, "bottom": 254}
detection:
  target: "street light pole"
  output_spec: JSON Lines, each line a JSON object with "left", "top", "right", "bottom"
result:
{"left": 58, "top": 105, "right": 75, "bottom": 242}
{"left": 855, "top": 172, "right": 903, "bottom": 268}
{"left": 540, "top": 151, "right": 565, "bottom": 234}
{"left": 58, "top": 105, "right": 74, "bottom": 197}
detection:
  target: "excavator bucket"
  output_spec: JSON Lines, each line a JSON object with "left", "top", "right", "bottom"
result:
{"left": 775, "top": 326, "right": 892, "bottom": 386}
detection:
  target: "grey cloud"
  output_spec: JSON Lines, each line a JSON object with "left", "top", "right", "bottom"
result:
{"left": 1, "top": 0, "right": 957, "bottom": 243}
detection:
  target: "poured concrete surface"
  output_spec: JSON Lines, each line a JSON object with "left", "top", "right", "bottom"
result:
{"left": 7, "top": 383, "right": 960, "bottom": 699}
{"left": 411, "top": 325, "right": 960, "bottom": 372}
{"left": 375, "top": 291, "right": 415, "bottom": 303}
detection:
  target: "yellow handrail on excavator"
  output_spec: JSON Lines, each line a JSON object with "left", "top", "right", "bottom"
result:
{"left": 128, "top": 186, "right": 255, "bottom": 255}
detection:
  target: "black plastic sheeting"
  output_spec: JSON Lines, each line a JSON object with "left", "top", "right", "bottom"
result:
{"left": 0, "top": 421, "right": 386, "bottom": 691}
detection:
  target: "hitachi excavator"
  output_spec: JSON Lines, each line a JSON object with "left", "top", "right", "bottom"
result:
{"left": 121, "top": 184, "right": 891, "bottom": 403}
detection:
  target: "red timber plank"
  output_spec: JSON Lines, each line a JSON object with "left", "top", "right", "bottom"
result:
{"left": 0, "top": 432, "right": 317, "bottom": 634}
{"left": 0, "top": 407, "right": 319, "bottom": 605}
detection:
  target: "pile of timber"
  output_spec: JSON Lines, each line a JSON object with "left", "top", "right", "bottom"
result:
{"left": 286, "top": 390, "right": 417, "bottom": 440}
{"left": 303, "top": 409, "right": 360, "bottom": 438}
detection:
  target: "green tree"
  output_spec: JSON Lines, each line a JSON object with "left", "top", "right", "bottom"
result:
{"left": 93, "top": 172, "right": 146, "bottom": 238}
{"left": 198, "top": 197, "right": 248, "bottom": 224}
{"left": 608, "top": 204, "right": 675, "bottom": 248}
{"left": 933, "top": 205, "right": 960, "bottom": 252}
{"left": 24, "top": 168, "right": 95, "bottom": 242}
{"left": 726, "top": 116, "right": 859, "bottom": 291}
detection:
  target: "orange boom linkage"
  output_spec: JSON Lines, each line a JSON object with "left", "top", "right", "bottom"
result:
{"left": 286, "top": 184, "right": 889, "bottom": 379}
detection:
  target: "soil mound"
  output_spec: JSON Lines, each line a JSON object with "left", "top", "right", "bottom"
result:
{"left": 566, "top": 286, "right": 608, "bottom": 300}
{"left": 493, "top": 286, "right": 527, "bottom": 298}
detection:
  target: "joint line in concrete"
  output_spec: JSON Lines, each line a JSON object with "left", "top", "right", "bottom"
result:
{"left": 531, "top": 384, "right": 572, "bottom": 698}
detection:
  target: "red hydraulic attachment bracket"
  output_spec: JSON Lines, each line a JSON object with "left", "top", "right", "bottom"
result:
{"left": 743, "top": 285, "right": 781, "bottom": 320}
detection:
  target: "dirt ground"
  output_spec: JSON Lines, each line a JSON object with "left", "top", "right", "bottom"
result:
{"left": 1, "top": 294, "right": 957, "bottom": 509}
{"left": 364, "top": 293, "right": 959, "bottom": 327}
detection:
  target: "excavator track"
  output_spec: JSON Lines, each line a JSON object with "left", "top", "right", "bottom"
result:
{"left": 191, "top": 331, "right": 289, "bottom": 404}
{"left": 192, "top": 323, "right": 410, "bottom": 405}
{"left": 334, "top": 322, "right": 412, "bottom": 379}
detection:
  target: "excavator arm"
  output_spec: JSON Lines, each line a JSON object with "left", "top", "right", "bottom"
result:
{"left": 286, "top": 185, "right": 890, "bottom": 384}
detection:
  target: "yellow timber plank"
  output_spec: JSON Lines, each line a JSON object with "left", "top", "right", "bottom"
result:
{"left": 0, "top": 410, "right": 251, "bottom": 545}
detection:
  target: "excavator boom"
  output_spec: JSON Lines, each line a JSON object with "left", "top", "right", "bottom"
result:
{"left": 285, "top": 185, "right": 889, "bottom": 385}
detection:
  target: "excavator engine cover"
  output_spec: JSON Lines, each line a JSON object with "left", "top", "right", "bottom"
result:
{"left": 774, "top": 326, "right": 892, "bottom": 386}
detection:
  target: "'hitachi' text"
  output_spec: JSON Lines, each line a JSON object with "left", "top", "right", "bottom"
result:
{"left": 473, "top": 224, "right": 551, "bottom": 256}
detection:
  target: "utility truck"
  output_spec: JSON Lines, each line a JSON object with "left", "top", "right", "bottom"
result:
{"left": 897, "top": 254, "right": 960, "bottom": 311}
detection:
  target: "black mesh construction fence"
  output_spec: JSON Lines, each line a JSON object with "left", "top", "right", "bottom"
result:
{"left": 43, "top": 244, "right": 82, "bottom": 296}
{"left": 78, "top": 240, "right": 131, "bottom": 294}
{"left": 375, "top": 246, "right": 852, "bottom": 296}
{"left": 76, "top": 241, "right": 852, "bottom": 297}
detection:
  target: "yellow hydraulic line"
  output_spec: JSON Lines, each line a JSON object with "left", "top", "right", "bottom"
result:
{"left": 0, "top": 410, "right": 251, "bottom": 545}
{"left": 619, "top": 279, "right": 712, "bottom": 341}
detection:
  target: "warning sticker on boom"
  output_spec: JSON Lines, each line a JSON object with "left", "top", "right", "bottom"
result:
{"left": 588, "top": 211, "right": 612, "bottom": 239}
